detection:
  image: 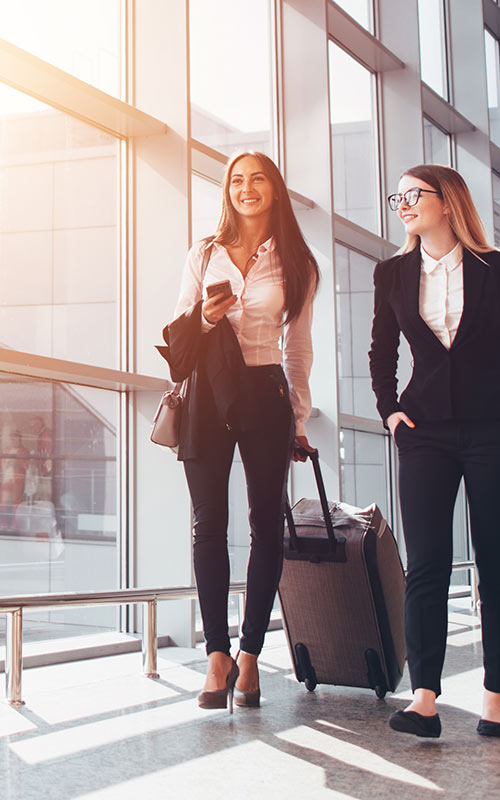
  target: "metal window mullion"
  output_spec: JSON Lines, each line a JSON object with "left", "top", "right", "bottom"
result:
{"left": 372, "top": 68, "right": 384, "bottom": 239}
{"left": 272, "top": 0, "right": 285, "bottom": 168}
{"left": 119, "top": 136, "right": 130, "bottom": 633}
{"left": 443, "top": 0, "right": 453, "bottom": 105}
{"left": 118, "top": 0, "right": 132, "bottom": 631}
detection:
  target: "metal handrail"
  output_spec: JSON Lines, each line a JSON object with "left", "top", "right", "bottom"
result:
{"left": 0, "top": 582, "right": 247, "bottom": 706}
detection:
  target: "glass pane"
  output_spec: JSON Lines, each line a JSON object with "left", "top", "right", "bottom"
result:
{"left": 423, "top": 117, "right": 451, "bottom": 165}
{"left": 335, "top": 243, "right": 413, "bottom": 422}
{"left": 0, "top": 376, "right": 119, "bottom": 642}
{"left": 334, "top": 0, "right": 373, "bottom": 31}
{"left": 417, "top": 0, "right": 448, "bottom": 99}
{"left": 335, "top": 244, "right": 379, "bottom": 418}
{"left": 0, "top": 83, "right": 119, "bottom": 368}
{"left": 485, "top": 30, "right": 500, "bottom": 148}
{"left": 189, "top": 0, "right": 273, "bottom": 156}
{"left": 329, "top": 42, "right": 380, "bottom": 233}
{"left": 0, "top": 0, "right": 121, "bottom": 97}
{"left": 340, "top": 428, "right": 389, "bottom": 519}
{"left": 191, "top": 174, "right": 222, "bottom": 242}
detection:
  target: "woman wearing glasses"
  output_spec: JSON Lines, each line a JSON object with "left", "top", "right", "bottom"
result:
{"left": 369, "top": 164, "right": 500, "bottom": 739}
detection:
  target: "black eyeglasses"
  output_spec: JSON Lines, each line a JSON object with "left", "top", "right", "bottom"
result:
{"left": 387, "top": 187, "right": 440, "bottom": 211}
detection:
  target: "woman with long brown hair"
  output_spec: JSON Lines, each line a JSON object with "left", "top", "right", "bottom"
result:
{"left": 163, "top": 151, "right": 318, "bottom": 712}
{"left": 369, "top": 164, "right": 500, "bottom": 738}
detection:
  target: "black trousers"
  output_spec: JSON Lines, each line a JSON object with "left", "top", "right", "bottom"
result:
{"left": 396, "top": 419, "right": 500, "bottom": 697}
{"left": 183, "top": 365, "right": 295, "bottom": 656}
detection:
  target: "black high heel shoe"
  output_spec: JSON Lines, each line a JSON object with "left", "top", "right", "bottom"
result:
{"left": 234, "top": 685, "right": 261, "bottom": 708}
{"left": 234, "top": 650, "right": 261, "bottom": 708}
{"left": 198, "top": 659, "right": 239, "bottom": 714}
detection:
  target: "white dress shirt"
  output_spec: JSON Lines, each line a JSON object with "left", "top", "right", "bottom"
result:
{"left": 419, "top": 242, "right": 464, "bottom": 349}
{"left": 174, "top": 238, "right": 314, "bottom": 436}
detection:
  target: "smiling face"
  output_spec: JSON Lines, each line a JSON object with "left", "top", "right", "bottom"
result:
{"left": 397, "top": 174, "right": 450, "bottom": 239}
{"left": 228, "top": 155, "right": 275, "bottom": 221}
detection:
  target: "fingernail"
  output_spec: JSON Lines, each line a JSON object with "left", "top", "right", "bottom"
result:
{"left": 409, "top": 422, "right": 415, "bottom": 428}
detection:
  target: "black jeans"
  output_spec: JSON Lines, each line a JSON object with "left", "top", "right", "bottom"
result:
{"left": 183, "top": 365, "right": 295, "bottom": 656}
{"left": 396, "top": 419, "right": 500, "bottom": 697}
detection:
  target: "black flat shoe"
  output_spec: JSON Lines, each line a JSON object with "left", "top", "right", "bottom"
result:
{"left": 389, "top": 710, "right": 441, "bottom": 738}
{"left": 477, "top": 719, "right": 500, "bottom": 737}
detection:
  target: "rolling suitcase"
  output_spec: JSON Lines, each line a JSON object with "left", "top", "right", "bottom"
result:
{"left": 278, "top": 447, "right": 406, "bottom": 698}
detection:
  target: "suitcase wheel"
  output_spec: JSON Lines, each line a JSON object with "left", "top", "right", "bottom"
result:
{"left": 294, "top": 643, "right": 318, "bottom": 692}
{"left": 365, "top": 648, "right": 388, "bottom": 699}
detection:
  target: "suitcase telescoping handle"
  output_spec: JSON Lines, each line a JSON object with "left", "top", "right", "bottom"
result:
{"left": 285, "top": 446, "right": 340, "bottom": 553}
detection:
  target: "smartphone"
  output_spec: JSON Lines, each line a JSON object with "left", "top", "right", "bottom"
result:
{"left": 206, "top": 279, "right": 232, "bottom": 303}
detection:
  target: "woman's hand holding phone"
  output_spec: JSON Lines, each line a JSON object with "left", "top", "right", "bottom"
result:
{"left": 202, "top": 280, "right": 237, "bottom": 324}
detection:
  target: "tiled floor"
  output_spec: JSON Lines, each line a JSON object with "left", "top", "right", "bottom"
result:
{"left": 0, "top": 599, "right": 499, "bottom": 800}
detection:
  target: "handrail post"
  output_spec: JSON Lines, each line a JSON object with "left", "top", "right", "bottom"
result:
{"left": 6, "top": 609, "right": 25, "bottom": 705}
{"left": 142, "top": 599, "right": 160, "bottom": 678}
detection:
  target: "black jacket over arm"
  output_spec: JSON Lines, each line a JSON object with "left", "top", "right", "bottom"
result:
{"left": 157, "top": 302, "right": 261, "bottom": 460}
{"left": 368, "top": 246, "right": 500, "bottom": 425}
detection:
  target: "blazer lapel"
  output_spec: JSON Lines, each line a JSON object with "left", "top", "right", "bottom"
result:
{"left": 451, "top": 248, "right": 488, "bottom": 349}
{"left": 400, "top": 247, "right": 421, "bottom": 317}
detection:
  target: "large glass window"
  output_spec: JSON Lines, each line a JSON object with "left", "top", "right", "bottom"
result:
{"left": 335, "top": 244, "right": 379, "bottom": 419}
{"left": 485, "top": 29, "right": 500, "bottom": 148}
{"left": 335, "top": 242, "right": 413, "bottom": 420}
{"left": 189, "top": 0, "right": 274, "bottom": 156}
{"left": 0, "top": 0, "right": 121, "bottom": 97}
{"left": 340, "top": 428, "right": 390, "bottom": 520}
{"left": 333, "top": 0, "right": 374, "bottom": 31}
{"left": 423, "top": 117, "right": 451, "bottom": 165}
{"left": 191, "top": 174, "right": 222, "bottom": 243}
{"left": 329, "top": 42, "right": 380, "bottom": 234}
{"left": 417, "top": 0, "right": 448, "bottom": 99}
{"left": 335, "top": 243, "right": 412, "bottom": 533}
{"left": 0, "top": 376, "right": 118, "bottom": 641}
{"left": 0, "top": 84, "right": 120, "bottom": 368}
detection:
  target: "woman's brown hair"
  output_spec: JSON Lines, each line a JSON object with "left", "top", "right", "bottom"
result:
{"left": 398, "top": 164, "right": 495, "bottom": 255}
{"left": 211, "top": 151, "right": 319, "bottom": 323}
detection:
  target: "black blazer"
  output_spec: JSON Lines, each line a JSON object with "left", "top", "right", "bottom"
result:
{"left": 157, "top": 302, "right": 261, "bottom": 460}
{"left": 368, "top": 246, "right": 500, "bottom": 424}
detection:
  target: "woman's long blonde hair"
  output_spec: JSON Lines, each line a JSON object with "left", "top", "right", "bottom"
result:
{"left": 398, "top": 164, "right": 495, "bottom": 254}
